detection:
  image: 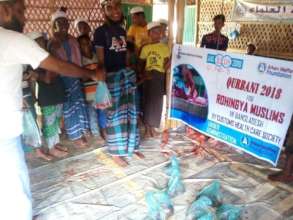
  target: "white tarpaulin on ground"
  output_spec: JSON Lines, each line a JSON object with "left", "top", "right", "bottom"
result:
{"left": 169, "top": 44, "right": 293, "bottom": 166}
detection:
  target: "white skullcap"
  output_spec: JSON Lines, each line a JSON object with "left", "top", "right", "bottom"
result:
{"left": 100, "top": 0, "right": 108, "bottom": 6}
{"left": 100, "top": 0, "right": 121, "bottom": 6}
{"left": 51, "top": 10, "right": 67, "bottom": 23}
{"left": 158, "top": 19, "right": 168, "bottom": 25}
{"left": 74, "top": 18, "right": 88, "bottom": 29}
{"left": 130, "top": 6, "right": 144, "bottom": 14}
{"left": 147, "top": 22, "right": 161, "bottom": 31}
{"left": 26, "top": 32, "right": 43, "bottom": 40}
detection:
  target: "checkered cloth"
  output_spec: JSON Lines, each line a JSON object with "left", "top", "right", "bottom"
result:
{"left": 105, "top": 69, "right": 140, "bottom": 156}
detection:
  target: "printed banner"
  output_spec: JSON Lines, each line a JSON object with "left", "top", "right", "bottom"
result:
{"left": 233, "top": 0, "right": 293, "bottom": 21}
{"left": 169, "top": 44, "right": 293, "bottom": 166}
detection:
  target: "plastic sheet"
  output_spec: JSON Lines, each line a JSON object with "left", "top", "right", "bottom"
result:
{"left": 22, "top": 110, "right": 42, "bottom": 148}
{"left": 95, "top": 82, "right": 112, "bottom": 109}
{"left": 26, "top": 132, "right": 292, "bottom": 219}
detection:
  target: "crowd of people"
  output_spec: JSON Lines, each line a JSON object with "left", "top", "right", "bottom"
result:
{"left": 21, "top": 2, "right": 171, "bottom": 167}
{"left": 0, "top": 0, "right": 292, "bottom": 219}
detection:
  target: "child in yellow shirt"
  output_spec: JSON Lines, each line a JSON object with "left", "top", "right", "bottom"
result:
{"left": 127, "top": 6, "right": 149, "bottom": 53}
{"left": 139, "top": 22, "right": 171, "bottom": 138}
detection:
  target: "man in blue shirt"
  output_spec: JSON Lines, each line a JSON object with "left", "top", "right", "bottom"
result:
{"left": 200, "top": 14, "right": 229, "bottom": 51}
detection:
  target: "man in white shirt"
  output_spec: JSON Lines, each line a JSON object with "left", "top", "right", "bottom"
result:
{"left": 0, "top": 0, "right": 103, "bottom": 219}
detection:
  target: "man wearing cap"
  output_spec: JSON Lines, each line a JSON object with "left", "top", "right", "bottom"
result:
{"left": 94, "top": 0, "right": 143, "bottom": 167}
{"left": 0, "top": 0, "right": 102, "bottom": 219}
{"left": 50, "top": 9, "right": 93, "bottom": 149}
{"left": 74, "top": 18, "right": 91, "bottom": 37}
{"left": 127, "top": 6, "right": 149, "bottom": 52}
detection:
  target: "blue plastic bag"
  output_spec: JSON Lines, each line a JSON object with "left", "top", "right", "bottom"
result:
{"left": 166, "top": 156, "right": 185, "bottom": 197}
{"left": 216, "top": 204, "right": 242, "bottom": 220}
{"left": 95, "top": 82, "right": 112, "bottom": 110}
{"left": 166, "top": 156, "right": 180, "bottom": 176}
{"left": 145, "top": 191, "right": 174, "bottom": 220}
{"left": 186, "top": 196, "right": 215, "bottom": 220}
{"left": 22, "top": 110, "right": 42, "bottom": 148}
{"left": 167, "top": 168, "right": 185, "bottom": 197}
{"left": 197, "top": 181, "right": 223, "bottom": 206}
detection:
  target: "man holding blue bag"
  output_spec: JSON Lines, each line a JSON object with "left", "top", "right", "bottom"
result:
{"left": 94, "top": 0, "right": 144, "bottom": 167}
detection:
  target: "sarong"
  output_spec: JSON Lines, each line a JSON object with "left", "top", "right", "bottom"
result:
{"left": 41, "top": 104, "right": 62, "bottom": 149}
{"left": 143, "top": 70, "right": 166, "bottom": 128}
{"left": 106, "top": 69, "right": 140, "bottom": 156}
{"left": 62, "top": 77, "right": 89, "bottom": 140}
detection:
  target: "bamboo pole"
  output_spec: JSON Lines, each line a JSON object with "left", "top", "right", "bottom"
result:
{"left": 168, "top": 0, "right": 175, "bottom": 48}
{"left": 176, "top": 0, "right": 185, "bottom": 44}
{"left": 195, "top": 0, "right": 201, "bottom": 45}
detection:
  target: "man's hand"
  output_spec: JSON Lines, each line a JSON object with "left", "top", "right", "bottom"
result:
{"left": 28, "top": 70, "right": 38, "bottom": 82}
{"left": 96, "top": 67, "right": 106, "bottom": 81}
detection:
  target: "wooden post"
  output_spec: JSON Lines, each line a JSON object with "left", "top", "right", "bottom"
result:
{"left": 168, "top": 0, "right": 175, "bottom": 48}
{"left": 195, "top": 0, "right": 201, "bottom": 45}
{"left": 176, "top": 0, "right": 185, "bottom": 44}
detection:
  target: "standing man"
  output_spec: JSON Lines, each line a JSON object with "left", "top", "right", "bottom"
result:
{"left": 127, "top": 6, "right": 149, "bottom": 52}
{"left": 0, "top": 0, "right": 102, "bottom": 219}
{"left": 94, "top": 0, "right": 143, "bottom": 167}
{"left": 200, "top": 14, "right": 229, "bottom": 51}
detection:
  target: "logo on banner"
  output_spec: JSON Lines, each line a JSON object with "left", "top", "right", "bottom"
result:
{"left": 207, "top": 54, "right": 243, "bottom": 70}
{"left": 257, "top": 62, "right": 292, "bottom": 79}
{"left": 258, "top": 63, "right": 267, "bottom": 73}
{"left": 241, "top": 136, "right": 250, "bottom": 147}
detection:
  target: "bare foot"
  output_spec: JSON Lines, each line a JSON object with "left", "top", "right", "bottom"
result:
{"left": 55, "top": 144, "right": 68, "bottom": 152}
{"left": 112, "top": 156, "right": 128, "bottom": 167}
{"left": 268, "top": 172, "right": 293, "bottom": 183}
{"left": 82, "top": 135, "right": 90, "bottom": 143}
{"left": 135, "top": 151, "right": 145, "bottom": 159}
{"left": 144, "top": 130, "right": 152, "bottom": 139}
{"left": 74, "top": 138, "right": 89, "bottom": 149}
{"left": 150, "top": 128, "right": 160, "bottom": 137}
{"left": 35, "top": 148, "right": 53, "bottom": 161}
{"left": 100, "top": 128, "right": 107, "bottom": 141}
{"left": 49, "top": 147, "right": 68, "bottom": 158}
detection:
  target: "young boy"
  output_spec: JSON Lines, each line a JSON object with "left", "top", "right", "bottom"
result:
{"left": 127, "top": 6, "right": 149, "bottom": 53}
{"left": 26, "top": 32, "right": 68, "bottom": 159}
{"left": 246, "top": 42, "right": 257, "bottom": 55}
{"left": 139, "top": 22, "right": 171, "bottom": 138}
{"left": 74, "top": 18, "right": 91, "bottom": 37}
{"left": 200, "top": 14, "right": 229, "bottom": 51}
{"left": 78, "top": 34, "right": 107, "bottom": 140}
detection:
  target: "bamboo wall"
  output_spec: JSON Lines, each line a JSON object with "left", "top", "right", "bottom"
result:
{"left": 197, "top": 0, "right": 293, "bottom": 59}
{"left": 24, "top": 0, "right": 104, "bottom": 36}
